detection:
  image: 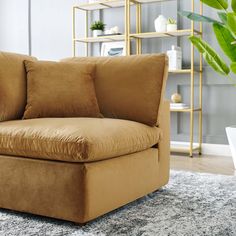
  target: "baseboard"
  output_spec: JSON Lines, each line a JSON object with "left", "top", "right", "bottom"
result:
{"left": 201, "top": 143, "right": 231, "bottom": 157}
{"left": 171, "top": 141, "right": 231, "bottom": 157}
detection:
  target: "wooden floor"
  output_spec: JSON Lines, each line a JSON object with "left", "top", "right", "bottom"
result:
{"left": 171, "top": 154, "right": 236, "bottom": 176}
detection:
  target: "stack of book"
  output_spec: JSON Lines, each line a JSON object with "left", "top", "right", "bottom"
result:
{"left": 170, "top": 103, "right": 189, "bottom": 110}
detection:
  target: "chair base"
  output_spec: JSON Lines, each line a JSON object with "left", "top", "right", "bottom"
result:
{"left": 0, "top": 148, "right": 169, "bottom": 223}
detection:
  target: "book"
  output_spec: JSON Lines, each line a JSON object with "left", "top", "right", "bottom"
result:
{"left": 170, "top": 103, "right": 189, "bottom": 109}
{"left": 98, "top": 33, "right": 122, "bottom": 37}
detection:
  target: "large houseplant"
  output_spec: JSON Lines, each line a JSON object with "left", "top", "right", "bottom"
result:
{"left": 179, "top": 0, "right": 236, "bottom": 168}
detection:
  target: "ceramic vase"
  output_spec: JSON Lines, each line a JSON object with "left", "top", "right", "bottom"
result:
{"left": 171, "top": 93, "right": 182, "bottom": 103}
{"left": 93, "top": 30, "right": 103, "bottom": 37}
{"left": 154, "top": 15, "right": 167, "bottom": 32}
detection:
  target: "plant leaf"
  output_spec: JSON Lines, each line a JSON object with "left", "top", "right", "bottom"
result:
{"left": 231, "top": 62, "right": 236, "bottom": 74}
{"left": 200, "top": 0, "right": 228, "bottom": 10}
{"left": 178, "top": 11, "right": 221, "bottom": 24}
{"left": 218, "top": 12, "right": 227, "bottom": 24}
{"left": 213, "top": 23, "right": 236, "bottom": 61}
{"left": 232, "top": 0, "right": 236, "bottom": 13}
{"left": 227, "top": 13, "right": 236, "bottom": 38}
{"left": 189, "top": 36, "right": 230, "bottom": 75}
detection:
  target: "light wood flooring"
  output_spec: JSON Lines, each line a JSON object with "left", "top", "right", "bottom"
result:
{"left": 171, "top": 154, "right": 236, "bottom": 176}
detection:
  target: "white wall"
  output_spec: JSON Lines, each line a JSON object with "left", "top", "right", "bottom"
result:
{"left": 0, "top": 0, "right": 86, "bottom": 60}
{"left": 0, "top": 0, "right": 29, "bottom": 54}
{"left": 30, "top": 0, "right": 85, "bottom": 60}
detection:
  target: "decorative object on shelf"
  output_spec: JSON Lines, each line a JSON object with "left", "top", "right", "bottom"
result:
{"left": 226, "top": 127, "right": 236, "bottom": 169}
{"left": 104, "top": 26, "right": 120, "bottom": 35}
{"left": 99, "top": 33, "right": 122, "bottom": 37}
{"left": 154, "top": 15, "right": 167, "bottom": 32}
{"left": 90, "top": 21, "right": 106, "bottom": 37}
{"left": 180, "top": 0, "right": 236, "bottom": 162}
{"left": 171, "top": 93, "right": 182, "bottom": 103}
{"left": 167, "top": 18, "right": 177, "bottom": 32}
{"left": 167, "top": 45, "right": 182, "bottom": 71}
{"left": 170, "top": 103, "right": 189, "bottom": 110}
{"left": 101, "top": 41, "right": 126, "bottom": 57}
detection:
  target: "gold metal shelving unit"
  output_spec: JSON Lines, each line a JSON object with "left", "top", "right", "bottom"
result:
{"left": 72, "top": 0, "right": 203, "bottom": 157}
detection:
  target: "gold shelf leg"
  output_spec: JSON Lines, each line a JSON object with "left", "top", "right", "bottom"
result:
{"left": 190, "top": 0, "right": 195, "bottom": 158}
{"left": 136, "top": 4, "right": 139, "bottom": 54}
{"left": 85, "top": 10, "right": 89, "bottom": 57}
{"left": 138, "top": 4, "right": 142, "bottom": 54}
{"left": 199, "top": 1, "right": 203, "bottom": 155}
{"left": 72, "top": 6, "right": 76, "bottom": 57}
{"left": 125, "top": 0, "right": 130, "bottom": 55}
{"left": 136, "top": 3, "right": 141, "bottom": 54}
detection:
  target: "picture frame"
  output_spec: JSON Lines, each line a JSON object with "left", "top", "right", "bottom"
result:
{"left": 101, "top": 41, "right": 126, "bottom": 57}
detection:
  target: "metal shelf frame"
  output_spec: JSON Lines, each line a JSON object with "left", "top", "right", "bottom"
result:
{"left": 72, "top": 0, "right": 203, "bottom": 157}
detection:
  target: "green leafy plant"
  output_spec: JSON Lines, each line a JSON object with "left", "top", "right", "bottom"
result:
{"left": 167, "top": 18, "right": 177, "bottom": 24}
{"left": 90, "top": 21, "right": 106, "bottom": 31}
{"left": 179, "top": 0, "right": 236, "bottom": 81}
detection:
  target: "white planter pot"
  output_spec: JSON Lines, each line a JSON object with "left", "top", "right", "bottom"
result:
{"left": 154, "top": 15, "right": 167, "bottom": 32}
{"left": 93, "top": 30, "right": 103, "bottom": 37}
{"left": 167, "top": 24, "right": 177, "bottom": 32}
{"left": 226, "top": 126, "right": 236, "bottom": 169}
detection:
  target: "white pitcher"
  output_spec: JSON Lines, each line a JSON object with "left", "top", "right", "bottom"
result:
{"left": 154, "top": 15, "right": 167, "bottom": 32}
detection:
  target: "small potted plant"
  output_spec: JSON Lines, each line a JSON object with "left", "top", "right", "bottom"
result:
{"left": 90, "top": 21, "right": 106, "bottom": 37}
{"left": 167, "top": 18, "right": 177, "bottom": 32}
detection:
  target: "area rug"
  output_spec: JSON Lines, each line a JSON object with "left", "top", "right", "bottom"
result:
{"left": 0, "top": 170, "right": 235, "bottom": 236}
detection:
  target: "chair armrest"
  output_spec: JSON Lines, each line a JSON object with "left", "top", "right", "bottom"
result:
{"left": 158, "top": 100, "right": 170, "bottom": 133}
{"left": 157, "top": 100, "right": 170, "bottom": 184}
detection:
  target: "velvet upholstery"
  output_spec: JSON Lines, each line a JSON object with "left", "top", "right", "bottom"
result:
{"left": 0, "top": 117, "right": 162, "bottom": 162}
{"left": 62, "top": 54, "right": 168, "bottom": 126}
{"left": 0, "top": 52, "right": 170, "bottom": 224}
{"left": 23, "top": 60, "right": 101, "bottom": 119}
{"left": 0, "top": 52, "right": 36, "bottom": 121}
{"left": 0, "top": 149, "right": 163, "bottom": 223}
{"left": 0, "top": 101, "right": 169, "bottom": 223}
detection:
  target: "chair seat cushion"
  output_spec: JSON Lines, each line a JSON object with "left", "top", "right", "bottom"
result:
{"left": 0, "top": 118, "right": 161, "bottom": 162}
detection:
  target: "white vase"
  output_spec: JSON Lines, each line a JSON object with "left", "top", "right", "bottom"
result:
{"left": 154, "top": 15, "right": 167, "bottom": 32}
{"left": 93, "top": 30, "right": 103, "bottom": 37}
{"left": 226, "top": 126, "right": 236, "bottom": 169}
{"left": 167, "top": 24, "right": 177, "bottom": 32}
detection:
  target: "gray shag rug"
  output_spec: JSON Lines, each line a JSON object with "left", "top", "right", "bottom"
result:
{"left": 0, "top": 170, "right": 236, "bottom": 236}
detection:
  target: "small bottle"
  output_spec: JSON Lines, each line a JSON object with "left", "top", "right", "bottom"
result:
{"left": 167, "top": 45, "right": 182, "bottom": 71}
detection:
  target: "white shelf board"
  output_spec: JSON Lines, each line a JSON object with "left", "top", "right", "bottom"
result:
{"left": 130, "top": 29, "right": 201, "bottom": 39}
{"left": 170, "top": 108, "right": 201, "bottom": 113}
{"left": 74, "top": 35, "right": 125, "bottom": 43}
{"left": 169, "top": 69, "right": 202, "bottom": 74}
{"left": 75, "top": 0, "right": 133, "bottom": 11}
{"left": 171, "top": 141, "right": 200, "bottom": 153}
{"left": 132, "top": 0, "right": 174, "bottom": 3}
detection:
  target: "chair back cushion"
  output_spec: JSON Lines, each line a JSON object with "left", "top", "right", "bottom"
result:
{"left": 63, "top": 54, "right": 168, "bottom": 126}
{"left": 0, "top": 52, "right": 36, "bottom": 121}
